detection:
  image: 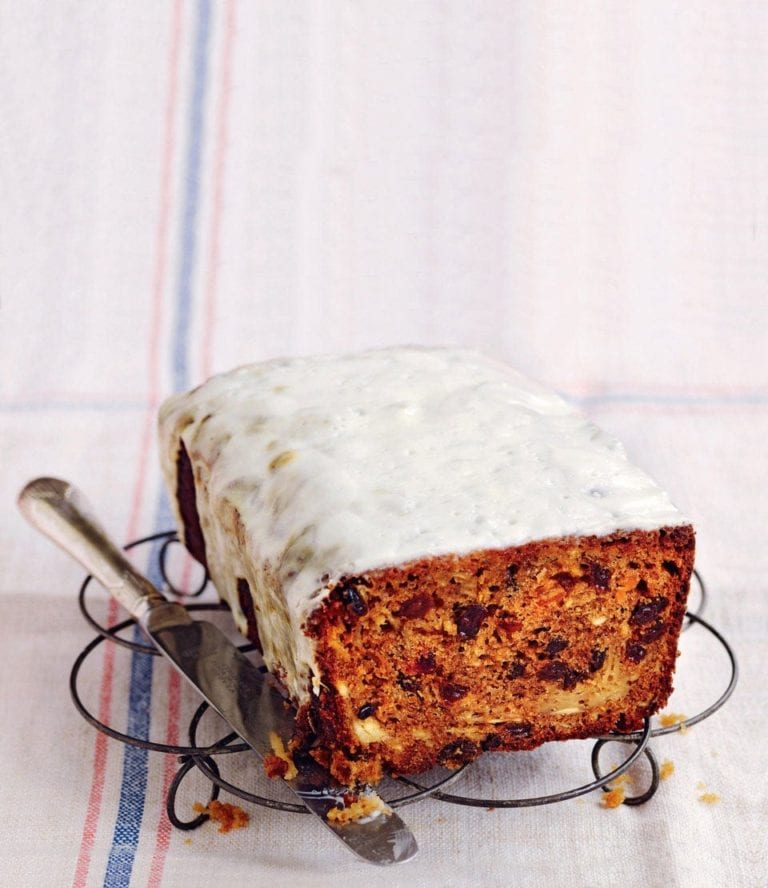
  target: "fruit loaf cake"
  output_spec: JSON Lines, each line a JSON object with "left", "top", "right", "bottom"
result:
{"left": 158, "top": 347, "right": 694, "bottom": 785}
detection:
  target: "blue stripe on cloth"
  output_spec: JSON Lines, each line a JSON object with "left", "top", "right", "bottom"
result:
{"left": 174, "top": 0, "right": 212, "bottom": 394}
{"left": 102, "top": 2, "right": 212, "bottom": 885}
{"left": 101, "top": 494, "right": 174, "bottom": 888}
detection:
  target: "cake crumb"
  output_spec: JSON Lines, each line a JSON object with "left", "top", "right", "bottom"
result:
{"left": 699, "top": 792, "right": 720, "bottom": 805}
{"left": 183, "top": 838, "right": 192, "bottom": 845}
{"left": 608, "top": 770, "right": 633, "bottom": 789}
{"left": 659, "top": 712, "right": 689, "bottom": 733}
{"left": 600, "top": 787, "right": 626, "bottom": 809}
{"left": 659, "top": 759, "right": 675, "bottom": 781}
{"left": 327, "top": 793, "right": 391, "bottom": 825}
{"left": 192, "top": 800, "right": 249, "bottom": 833}
{"left": 696, "top": 780, "right": 707, "bottom": 790}
{"left": 599, "top": 765, "right": 634, "bottom": 808}
{"left": 263, "top": 731, "right": 298, "bottom": 781}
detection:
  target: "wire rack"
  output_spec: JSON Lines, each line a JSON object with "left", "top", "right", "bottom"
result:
{"left": 70, "top": 531, "right": 738, "bottom": 829}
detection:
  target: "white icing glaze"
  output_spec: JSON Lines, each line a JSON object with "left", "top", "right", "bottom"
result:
{"left": 158, "top": 347, "right": 688, "bottom": 705}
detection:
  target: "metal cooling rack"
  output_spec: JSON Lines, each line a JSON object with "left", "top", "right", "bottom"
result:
{"left": 69, "top": 531, "right": 738, "bottom": 829}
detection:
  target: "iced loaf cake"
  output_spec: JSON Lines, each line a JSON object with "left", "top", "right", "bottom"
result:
{"left": 158, "top": 348, "right": 694, "bottom": 785}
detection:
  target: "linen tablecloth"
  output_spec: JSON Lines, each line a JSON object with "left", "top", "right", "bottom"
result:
{"left": 1, "top": 3, "right": 765, "bottom": 886}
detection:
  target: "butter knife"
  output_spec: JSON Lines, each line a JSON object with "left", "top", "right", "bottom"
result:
{"left": 18, "top": 477, "right": 418, "bottom": 866}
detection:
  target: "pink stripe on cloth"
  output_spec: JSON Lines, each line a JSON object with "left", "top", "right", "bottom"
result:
{"left": 71, "top": 601, "right": 118, "bottom": 888}
{"left": 71, "top": 2, "right": 185, "bottom": 886}
{"left": 148, "top": 4, "right": 237, "bottom": 881}
{"left": 200, "top": 0, "right": 237, "bottom": 381}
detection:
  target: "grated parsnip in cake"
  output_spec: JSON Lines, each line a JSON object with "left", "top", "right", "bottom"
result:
{"left": 158, "top": 347, "right": 694, "bottom": 785}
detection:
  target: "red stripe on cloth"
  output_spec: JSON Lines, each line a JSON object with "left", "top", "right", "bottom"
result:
{"left": 71, "top": 3, "right": 185, "bottom": 886}
{"left": 147, "top": 5, "right": 238, "bottom": 882}
{"left": 146, "top": 554, "right": 193, "bottom": 888}
{"left": 126, "top": 0, "right": 187, "bottom": 550}
{"left": 71, "top": 607, "right": 118, "bottom": 888}
{"left": 200, "top": 0, "right": 237, "bottom": 381}
{"left": 146, "top": 670, "right": 182, "bottom": 888}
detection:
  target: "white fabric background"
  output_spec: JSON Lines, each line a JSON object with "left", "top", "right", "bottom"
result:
{"left": 1, "top": 2, "right": 765, "bottom": 886}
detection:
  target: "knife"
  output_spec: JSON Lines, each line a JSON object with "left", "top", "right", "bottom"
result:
{"left": 18, "top": 477, "right": 418, "bottom": 866}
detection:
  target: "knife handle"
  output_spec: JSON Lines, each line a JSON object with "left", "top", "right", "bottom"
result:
{"left": 18, "top": 477, "right": 169, "bottom": 623}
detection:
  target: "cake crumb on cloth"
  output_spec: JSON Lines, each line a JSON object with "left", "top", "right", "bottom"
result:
{"left": 192, "top": 800, "right": 250, "bottom": 833}
{"left": 600, "top": 787, "right": 626, "bottom": 809}
{"left": 660, "top": 759, "right": 675, "bottom": 780}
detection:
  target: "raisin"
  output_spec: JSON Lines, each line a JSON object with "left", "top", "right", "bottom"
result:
{"left": 395, "top": 592, "right": 434, "bottom": 619}
{"left": 562, "top": 669, "right": 585, "bottom": 690}
{"left": 583, "top": 562, "right": 612, "bottom": 589}
{"left": 454, "top": 604, "right": 488, "bottom": 638}
{"left": 626, "top": 642, "right": 647, "bottom": 663}
{"left": 662, "top": 560, "right": 680, "bottom": 576}
{"left": 483, "top": 722, "right": 533, "bottom": 750}
{"left": 589, "top": 648, "right": 607, "bottom": 672}
{"left": 506, "top": 565, "right": 519, "bottom": 590}
{"left": 663, "top": 526, "right": 694, "bottom": 549}
{"left": 638, "top": 620, "right": 666, "bottom": 643}
{"left": 356, "top": 703, "right": 376, "bottom": 719}
{"left": 636, "top": 579, "right": 649, "bottom": 593}
{"left": 413, "top": 652, "right": 437, "bottom": 674}
{"left": 538, "top": 661, "right": 583, "bottom": 689}
{"left": 545, "top": 636, "right": 569, "bottom": 657}
{"left": 538, "top": 661, "right": 569, "bottom": 681}
{"left": 629, "top": 596, "right": 668, "bottom": 626}
{"left": 506, "top": 661, "right": 526, "bottom": 679}
{"left": 338, "top": 581, "right": 368, "bottom": 615}
{"left": 552, "top": 572, "right": 577, "bottom": 591}
{"left": 438, "top": 739, "right": 479, "bottom": 767}
{"left": 500, "top": 721, "right": 532, "bottom": 739}
{"left": 397, "top": 674, "right": 421, "bottom": 693}
{"left": 440, "top": 683, "right": 469, "bottom": 702}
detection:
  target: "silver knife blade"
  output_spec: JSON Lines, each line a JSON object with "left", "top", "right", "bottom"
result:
{"left": 146, "top": 611, "right": 419, "bottom": 863}
{"left": 18, "top": 477, "right": 418, "bottom": 866}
